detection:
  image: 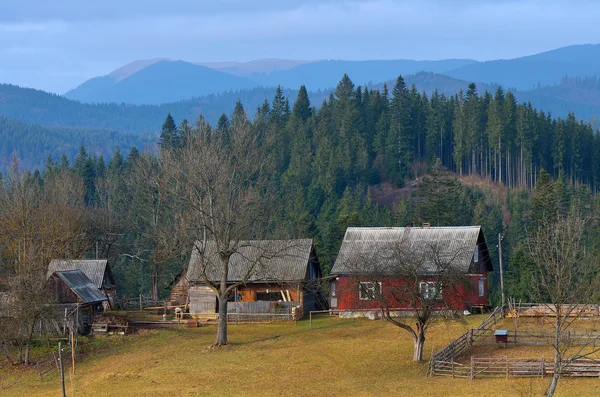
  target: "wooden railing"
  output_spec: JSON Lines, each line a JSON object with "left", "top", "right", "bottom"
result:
{"left": 428, "top": 305, "right": 505, "bottom": 375}
{"left": 434, "top": 357, "right": 600, "bottom": 379}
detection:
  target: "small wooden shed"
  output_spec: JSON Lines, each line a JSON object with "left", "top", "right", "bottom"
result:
{"left": 47, "top": 259, "right": 117, "bottom": 308}
{"left": 49, "top": 270, "right": 108, "bottom": 333}
{"left": 167, "top": 267, "right": 189, "bottom": 306}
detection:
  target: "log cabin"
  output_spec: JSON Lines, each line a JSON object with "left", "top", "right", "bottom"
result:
{"left": 185, "top": 239, "right": 326, "bottom": 317}
{"left": 329, "top": 226, "right": 493, "bottom": 314}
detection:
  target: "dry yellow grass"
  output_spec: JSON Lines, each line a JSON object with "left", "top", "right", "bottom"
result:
{"left": 2, "top": 315, "right": 600, "bottom": 397}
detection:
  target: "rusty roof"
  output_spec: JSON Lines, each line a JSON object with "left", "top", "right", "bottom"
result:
{"left": 53, "top": 270, "right": 107, "bottom": 304}
{"left": 332, "top": 226, "right": 492, "bottom": 275}
{"left": 187, "top": 239, "right": 315, "bottom": 283}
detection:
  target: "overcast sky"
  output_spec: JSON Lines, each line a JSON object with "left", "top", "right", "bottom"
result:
{"left": 0, "top": 0, "right": 598, "bottom": 94}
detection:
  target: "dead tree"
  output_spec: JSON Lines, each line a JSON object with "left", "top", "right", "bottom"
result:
{"left": 527, "top": 213, "right": 600, "bottom": 397}
{"left": 342, "top": 237, "right": 472, "bottom": 361}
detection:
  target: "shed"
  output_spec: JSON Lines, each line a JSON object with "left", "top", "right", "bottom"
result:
{"left": 47, "top": 259, "right": 117, "bottom": 308}
{"left": 167, "top": 267, "right": 189, "bottom": 306}
{"left": 49, "top": 270, "right": 108, "bottom": 333}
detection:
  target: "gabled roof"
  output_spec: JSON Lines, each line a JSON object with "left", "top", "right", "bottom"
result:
{"left": 187, "top": 239, "right": 315, "bottom": 283}
{"left": 47, "top": 260, "right": 110, "bottom": 289}
{"left": 332, "top": 226, "right": 492, "bottom": 275}
{"left": 53, "top": 270, "right": 108, "bottom": 304}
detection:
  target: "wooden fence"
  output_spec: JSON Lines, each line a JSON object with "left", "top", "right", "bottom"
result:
{"left": 428, "top": 305, "right": 505, "bottom": 375}
{"left": 469, "top": 329, "right": 600, "bottom": 346}
{"left": 434, "top": 357, "right": 600, "bottom": 379}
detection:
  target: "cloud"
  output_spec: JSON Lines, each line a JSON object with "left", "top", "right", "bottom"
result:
{"left": 0, "top": 0, "right": 599, "bottom": 93}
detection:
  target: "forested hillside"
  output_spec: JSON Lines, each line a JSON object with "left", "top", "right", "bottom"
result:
{"left": 0, "top": 116, "right": 155, "bottom": 170}
{"left": 4, "top": 74, "right": 598, "bottom": 305}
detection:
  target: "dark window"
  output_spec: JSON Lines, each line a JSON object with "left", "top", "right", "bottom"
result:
{"left": 256, "top": 292, "right": 283, "bottom": 301}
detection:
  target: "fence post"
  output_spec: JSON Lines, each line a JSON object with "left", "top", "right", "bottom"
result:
{"left": 452, "top": 359, "right": 455, "bottom": 378}
{"left": 541, "top": 357, "right": 544, "bottom": 378}
{"left": 514, "top": 329, "right": 517, "bottom": 345}
{"left": 505, "top": 356, "right": 509, "bottom": 379}
{"left": 58, "top": 342, "right": 66, "bottom": 397}
{"left": 469, "top": 329, "right": 473, "bottom": 346}
{"left": 470, "top": 356, "right": 474, "bottom": 381}
{"left": 139, "top": 294, "right": 142, "bottom": 310}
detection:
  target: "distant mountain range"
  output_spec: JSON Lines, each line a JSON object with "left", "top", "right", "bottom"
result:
{"left": 63, "top": 44, "right": 600, "bottom": 105}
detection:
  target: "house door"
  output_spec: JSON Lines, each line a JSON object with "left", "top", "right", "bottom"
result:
{"left": 330, "top": 280, "right": 338, "bottom": 309}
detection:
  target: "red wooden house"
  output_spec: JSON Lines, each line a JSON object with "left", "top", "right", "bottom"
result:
{"left": 329, "top": 226, "right": 493, "bottom": 313}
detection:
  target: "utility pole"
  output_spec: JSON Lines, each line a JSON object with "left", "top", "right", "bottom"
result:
{"left": 498, "top": 233, "right": 505, "bottom": 308}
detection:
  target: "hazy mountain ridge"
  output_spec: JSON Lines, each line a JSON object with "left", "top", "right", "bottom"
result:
{"left": 64, "top": 44, "right": 600, "bottom": 106}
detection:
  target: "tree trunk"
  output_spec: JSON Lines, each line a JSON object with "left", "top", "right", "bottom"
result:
{"left": 547, "top": 373, "right": 560, "bottom": 397}
{"left": 151, "top": 262, "right": 159, "bottom": 301}
{"left": 215, "top": 293, "right": 228, "bottom": 346}
{"left": 413, "top": 324, "right": 426, "bottom": 361}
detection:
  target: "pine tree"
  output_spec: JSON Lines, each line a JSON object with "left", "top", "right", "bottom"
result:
{"left": 292, "top": 85, "right": 312, "bottom": 122}
{"left": 159, "top": 113, "right": 178, "bottom": 150}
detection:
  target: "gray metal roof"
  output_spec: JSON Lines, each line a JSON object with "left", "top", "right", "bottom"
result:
{"left": 47, "top": 260, "right": 109, "bottom": 289}
{"left": 187, "top": 239, "right": 314, "bottom": 283}
{"left": 53, "top": 270, "right": 108, "bottom": 304}
{"left": 332, "top": 226, "right": 491, "bottom": 275}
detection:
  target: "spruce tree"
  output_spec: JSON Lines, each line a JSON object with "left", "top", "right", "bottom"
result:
{"left": 160, "top": 113, "right": 178, "bottom": 150}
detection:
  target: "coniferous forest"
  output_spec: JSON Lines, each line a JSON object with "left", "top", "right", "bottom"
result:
{"left": 4, "top": 74, "right": 600, "bottom": 305}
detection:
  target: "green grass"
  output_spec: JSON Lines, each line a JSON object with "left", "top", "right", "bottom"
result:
{"left": 2, "top": 315, "right": 600, "bottom": 396}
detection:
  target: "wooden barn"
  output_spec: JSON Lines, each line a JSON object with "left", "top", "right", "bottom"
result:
{"left": 48, "top": 270, "right": 108, "bottom": 333}
{"left": 330, "top": 226, "right": 493, "bottom": 313}
{"left": 186, "top": 239, "right": 326, "bottom": 317}
{"left": 47, "top": 259, "right": 117, "bottom": 308}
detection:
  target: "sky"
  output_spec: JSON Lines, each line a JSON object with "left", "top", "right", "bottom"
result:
{"left": 0, "top": 0, "right": 599, "bottom": 94}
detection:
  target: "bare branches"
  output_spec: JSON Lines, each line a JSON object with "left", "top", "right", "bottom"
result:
{"left": 341, "top": 235, "right": 472, "bottom": 361}
{"left": 526, "top": 212, "right": 600, "bottom": 396}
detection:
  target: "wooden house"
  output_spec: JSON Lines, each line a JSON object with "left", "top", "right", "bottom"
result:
{"left": 48, "top": 270, "right": 108, "bottom": 333}
{"left": 186, "top": 239, "right": 326, "bottom": 317}
{"left": 167, "top": 267, "right": 188, "bottom": 306}
{"left": 47, "top": 259, "right": 117, "bottom": 308}
{"left": 330, "top": 226, "right": 493, "bottom": 313}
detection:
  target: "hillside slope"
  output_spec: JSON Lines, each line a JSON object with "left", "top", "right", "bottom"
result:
{"left": 0, "top": 116, "right": 155, "bottom": 170}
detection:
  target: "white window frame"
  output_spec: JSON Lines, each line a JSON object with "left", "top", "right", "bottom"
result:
{"left": 419, "top": 281, "right": 442, "bottom": 300}
{"left": 359, "top": 281, "right": 381, "bottom": 300}
{"left": 478, "top": 278, "right": 485, "bottom": 297}
{"left": 331, "top": 280, "right": 336, "bottom": 297}
{"left": 473, "top": 246, "right": 479, "bottom": 263}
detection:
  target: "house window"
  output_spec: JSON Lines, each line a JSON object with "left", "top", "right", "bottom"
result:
{"left": 331, "top": 281, "right": 336, "bottom": 297}
{"left": 478, "top": 278, "right": 485, "bottom": 297}
{"left": 256, "top": 292, "right": 283, "bottom": 301}
{"left": 473, "top": 246, "right": 479, "bottom": 262}
{"left": 419, "top": 281, "right": 441, "bottom": 300}
{"left": 359, "top": 282, "right": 381, "bottom": 300}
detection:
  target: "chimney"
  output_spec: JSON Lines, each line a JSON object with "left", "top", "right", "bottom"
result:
{"left": 422, "top": 222, "right": 431, "bottom": 228}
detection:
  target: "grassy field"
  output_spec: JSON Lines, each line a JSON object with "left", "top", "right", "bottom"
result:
{"left": 2, "top": 315, "right": 600, "bottom": 396}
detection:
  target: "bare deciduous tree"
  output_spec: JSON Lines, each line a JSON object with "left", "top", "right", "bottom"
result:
{"left": 527, "top": 213, "right": 600, "bottom": 397}
{"left": 0, "top": 165, "right": 88, "bottom": 363}
{"left": 166, "top": 111, "right": 275, "bottom": 346}
{"left": 125, "top": 153, "right": 186, "bottom": 300}
{"left": 342, "top": 238, "right": 472, "bottom": 361}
